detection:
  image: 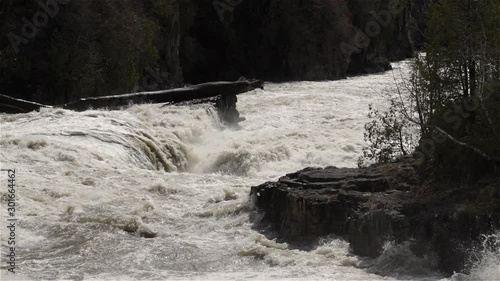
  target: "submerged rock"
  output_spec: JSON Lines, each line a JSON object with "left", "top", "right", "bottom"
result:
{"left": 250, "top": 155, "right": 500, "bottom": 275}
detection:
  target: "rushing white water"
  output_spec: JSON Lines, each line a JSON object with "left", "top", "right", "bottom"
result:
{"left": 0, "top": 61, "right": 498, "bottom": 280}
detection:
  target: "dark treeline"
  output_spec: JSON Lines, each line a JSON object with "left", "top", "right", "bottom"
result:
{"left": 1, "top": 0, "right": 187, "bottom": 104}
{"left": 1, "top": 0, "right": 427, "bottom": 105}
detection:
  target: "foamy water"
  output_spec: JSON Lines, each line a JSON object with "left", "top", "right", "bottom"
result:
{"left": 0, "top": 61, "right": 498, "bottom": 280}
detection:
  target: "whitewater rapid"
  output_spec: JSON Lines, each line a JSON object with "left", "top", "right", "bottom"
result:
{"left": 0, "top": 61, "right": 498, "bottom": 280}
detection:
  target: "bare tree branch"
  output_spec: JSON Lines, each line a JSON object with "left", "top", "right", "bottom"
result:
{"left": 433, "top": 126, "right": 500, "bottom": 163}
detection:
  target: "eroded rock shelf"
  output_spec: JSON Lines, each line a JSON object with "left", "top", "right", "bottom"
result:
{"left": 250, "top": 155, "right": 500, "bottom": 274}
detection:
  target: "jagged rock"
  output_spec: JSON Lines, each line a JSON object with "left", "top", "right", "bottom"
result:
{"left": 250, "top": 155, "right": 500, "bottom": 275}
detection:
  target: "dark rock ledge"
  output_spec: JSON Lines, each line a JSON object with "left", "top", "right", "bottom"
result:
{"left": 250, "top": 155, "right": 500, "bottom": 275}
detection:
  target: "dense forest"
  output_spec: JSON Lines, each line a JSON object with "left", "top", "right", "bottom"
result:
{"left": 1, "top": 0, "right": 426, "bottom": 104}
{"left": 2, "top": 0, "right": 498, "bottom": 183}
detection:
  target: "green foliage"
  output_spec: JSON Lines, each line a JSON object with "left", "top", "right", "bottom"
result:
{"left": 361, "top": 0, "right": 500, "bottom": 178}
{"left": 358, "top": 97, "right": 417, "bottom": 167}
{"left": 422, "top": 0, "right": 500, "bottom": 178}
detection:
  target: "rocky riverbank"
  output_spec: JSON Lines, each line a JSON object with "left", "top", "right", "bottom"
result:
{"left": 250, "top": 154, "right": 500, "bottom": 275}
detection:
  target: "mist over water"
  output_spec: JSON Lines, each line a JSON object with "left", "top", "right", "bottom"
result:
{"left": 1, "top": 61, "right": 498, "bottom": 280}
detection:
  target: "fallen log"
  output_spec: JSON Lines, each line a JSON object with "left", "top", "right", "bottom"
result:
{"left": 0, "top": 94, "right": 52, "bottom": 113}
{"left": 63, "top": 79, "right": 264, "bottom": 111}
{"left": 0, "top": 79, "right": 264, "bottom": 115}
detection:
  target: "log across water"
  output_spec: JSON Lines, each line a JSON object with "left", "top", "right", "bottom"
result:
{"left": 0, "top": 94, "right": 52, "bottom": 113}
{"left": 0, "top": 79, "right": 264, "bottom": 122}
{"left": 63, "top": 79, "right": 264, "bottom": 111}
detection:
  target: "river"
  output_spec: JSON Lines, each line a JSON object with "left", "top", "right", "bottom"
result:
{"left": 1, "top": 60, "right": 498, "bottom": 280}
